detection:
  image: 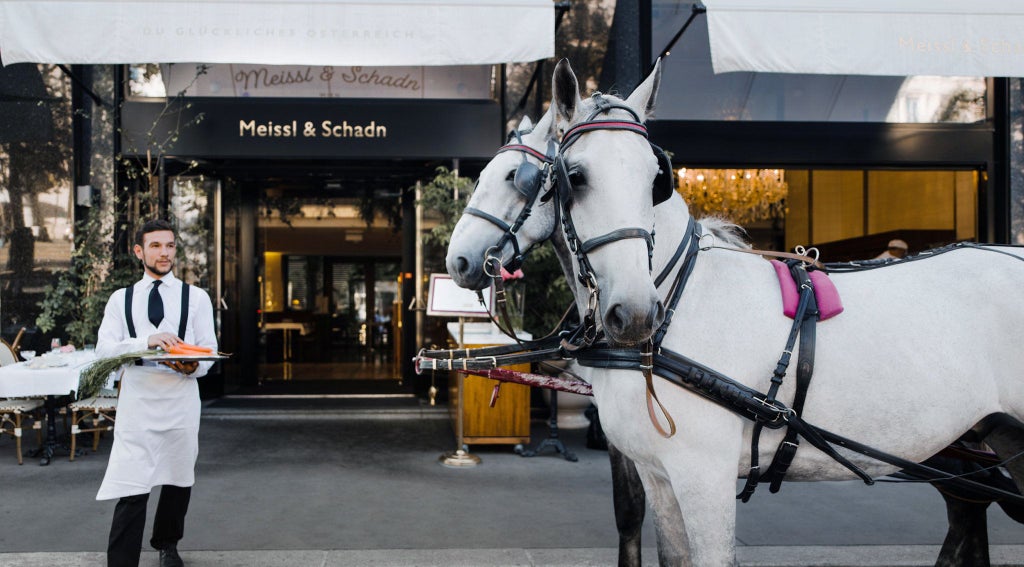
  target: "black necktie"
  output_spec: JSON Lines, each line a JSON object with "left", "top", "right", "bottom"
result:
{"left": 149, "top": 280, "right": 164, "bottom": 327}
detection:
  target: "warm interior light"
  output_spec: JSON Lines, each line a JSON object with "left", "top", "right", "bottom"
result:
{"left": 675, "top": 168, "right": 789, "bottom": 225}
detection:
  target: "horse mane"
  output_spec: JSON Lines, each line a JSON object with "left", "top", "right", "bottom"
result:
{"left": 697, "top": 216, "right": 751, "bottom": 249}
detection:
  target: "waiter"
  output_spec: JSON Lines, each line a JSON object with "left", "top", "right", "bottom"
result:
{"left": 95, "top": 219, "right": 217, "bottom": 567}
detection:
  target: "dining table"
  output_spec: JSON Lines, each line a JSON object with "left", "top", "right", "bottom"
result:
{"left": 0, "top": 350, "right": 102, "bottom": 465}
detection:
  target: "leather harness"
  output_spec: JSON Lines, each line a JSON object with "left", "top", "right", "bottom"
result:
{"left": 416, "top": 240, "right": 1024, "bottom": 505}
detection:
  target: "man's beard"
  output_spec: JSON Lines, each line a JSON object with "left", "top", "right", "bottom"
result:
{"left": 146, "top": 258, "right": 174, "bottom": 277}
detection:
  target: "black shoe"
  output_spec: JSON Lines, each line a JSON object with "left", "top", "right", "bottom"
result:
{"left": 159, "top": 545, "right": 184, "bottom": 567}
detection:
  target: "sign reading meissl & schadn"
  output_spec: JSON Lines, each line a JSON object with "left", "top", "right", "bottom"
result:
{"left": 238, "top": 119, "right": 387, "bottom": 139}
{"left": 121, "top": 98, "right": 499, "bottom": 159}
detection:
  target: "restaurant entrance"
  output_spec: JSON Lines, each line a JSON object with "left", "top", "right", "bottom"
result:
{"left": 258, "top": 254, "right": 402, "bottom": 385}
{"left": 249, "top": 178, "right": 407, "bottom": 395}
{"left": 181, "top": 162, "right": 429, "bottom": 398}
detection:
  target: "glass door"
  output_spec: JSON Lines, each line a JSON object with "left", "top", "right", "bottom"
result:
{"left": 328, "top": 260, "right": 399, "bottom": 376}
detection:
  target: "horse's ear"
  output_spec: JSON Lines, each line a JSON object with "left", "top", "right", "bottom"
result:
{"left": 552, "top": 59, "right": 581, "bottom": 130}
{"left": 625, "top": 58, "right": 662, "bottom": 122}
{"left": 518, "top": 115, "right": 534, "bottom": 131}
{"left": 534, "top": 105, "right": 554, "bottom": 134}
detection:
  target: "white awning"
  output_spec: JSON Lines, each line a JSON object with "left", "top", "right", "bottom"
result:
{"left": 0, "top": 0, "right": 553, "bottom": 66}
{"left": 704, "top": 0, "right": 1024, "bottom": 77}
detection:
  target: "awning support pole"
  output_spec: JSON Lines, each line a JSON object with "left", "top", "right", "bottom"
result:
{"left": 651, "top": 2, "right": 706, "bottom": 73}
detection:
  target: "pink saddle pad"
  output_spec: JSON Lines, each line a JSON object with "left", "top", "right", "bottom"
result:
{"left": 770, "top": 260, "right": 843, "bottom": 321}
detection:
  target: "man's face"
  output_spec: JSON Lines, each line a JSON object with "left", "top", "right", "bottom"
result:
{"left": 134, "top": 230, "right": 176, "bottom": 278}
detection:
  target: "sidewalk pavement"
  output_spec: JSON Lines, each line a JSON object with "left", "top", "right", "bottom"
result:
{"left": 1, "top": 400, "right": 1021, "bottom": 567}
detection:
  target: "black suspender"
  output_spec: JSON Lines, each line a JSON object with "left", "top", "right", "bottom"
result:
{"left": 124, "top": 282, "right": 191, "bottom": 340}
{"left": 125, "top": 284, "right": 136, "bottom": 339}
{"left": 178, "top": 283, "right": 190, "bottom": 339}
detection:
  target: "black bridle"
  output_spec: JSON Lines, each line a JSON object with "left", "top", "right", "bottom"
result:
{"left": 552, "top": 95, "right": 660, "bottom": 312}
{"left": 463, "top": 128, "right": 557, "bottom": 274}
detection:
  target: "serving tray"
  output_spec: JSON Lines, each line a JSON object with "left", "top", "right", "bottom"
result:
{"left": 141, "top": 354, "right": 229, "bottom": 362}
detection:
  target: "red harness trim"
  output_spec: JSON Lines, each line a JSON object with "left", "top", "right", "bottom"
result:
{"left": 497, "top": 144, "right": 553, "bottom": 163}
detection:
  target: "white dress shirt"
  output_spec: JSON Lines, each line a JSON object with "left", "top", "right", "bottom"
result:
{"left": 95, "top": 271, "right": 218, "bottom": 500}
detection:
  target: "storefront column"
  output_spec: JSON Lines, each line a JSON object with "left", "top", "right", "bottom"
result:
{"left": 401, "top": 184, "right": 420, "bottom": 394}
{"left": 239, "top": 184, "right": 258, "bottom": 388}
{"left": 988, "top": 77, "right": 1012, "bottom": 244}
{"left": 1011, "top": 79, "right": 1024, "bottom": 245}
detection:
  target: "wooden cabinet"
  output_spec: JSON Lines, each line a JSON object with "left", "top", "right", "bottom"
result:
{"left": 447, "top": 323, "right": 531, "bottom": 446}
{"left": 449, "top": 362, "right": 531, "bottom": 446}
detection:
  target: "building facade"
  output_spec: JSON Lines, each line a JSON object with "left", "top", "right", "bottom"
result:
{"left": 2, "top": 1, "right": 1023, "bottom": 405}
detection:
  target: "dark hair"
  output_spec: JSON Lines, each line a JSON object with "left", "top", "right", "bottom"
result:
{"left": 135, "top": 219, "right": 176, "bottom": 247}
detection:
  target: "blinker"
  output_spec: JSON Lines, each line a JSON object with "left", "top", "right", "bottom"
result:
{"left": 513, "top": 160, "right": 543, "bottom": 201}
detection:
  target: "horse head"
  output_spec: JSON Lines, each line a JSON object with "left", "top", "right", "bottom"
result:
{"left": 549, "top": 59, "right": 667, "bottom": 345}
{"left": 445, "top": 110, "right": 559, "bottom": 291}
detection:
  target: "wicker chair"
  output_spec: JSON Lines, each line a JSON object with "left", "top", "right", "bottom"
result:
{"left": 0, "top": 337, "right": 43, "bottom": 464}
{"left": 68, "top": 371, "right": 120, "bottom": 461}
{"left": 68, "top": 396, "right": 117, "bottom": 460}
{"left": 0, "top": 338, "right": 18, "bottom": 366}
{"left": 8, "top": 327, "right": 26, "bottom": 358}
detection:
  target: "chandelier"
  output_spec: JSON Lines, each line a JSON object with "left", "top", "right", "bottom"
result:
{"left": 676, "top": 168, "right": 789, "bottom": 225}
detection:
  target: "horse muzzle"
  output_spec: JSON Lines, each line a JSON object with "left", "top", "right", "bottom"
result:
{"left": 445, "top": 253, "right": 491, "bottom": 291}
{"left": 602, "top": 295, "right": 666, "bottom": 345}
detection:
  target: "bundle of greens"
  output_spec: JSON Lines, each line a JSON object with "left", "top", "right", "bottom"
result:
{"left": 77, "top": 350, "right": 158, "bottom": 399}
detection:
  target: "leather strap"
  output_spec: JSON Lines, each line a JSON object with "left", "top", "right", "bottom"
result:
{"left": 580, "top": 227, "right": 654, "bottom": 255}
{"left": 464, "top": 207, "right": 512, "bottom": 233}
{"left": 641, "top": 340, "right": 676, "bottom": 438}
{"left": 709, "top": 243, "right": 825, "bottom": 270}
{"left": 767, "top": 264, "right": 819, "bottom": 493}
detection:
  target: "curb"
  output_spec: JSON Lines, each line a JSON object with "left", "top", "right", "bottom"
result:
{"left": 1, "top": 546, "right": 1022, "bottom": 567}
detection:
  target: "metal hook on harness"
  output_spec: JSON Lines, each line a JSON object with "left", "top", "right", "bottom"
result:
{"left": 483, "top": 249, "right": 503, "bottom": 278}
{"left": 793, "top": 246, "right": 820, "bottom": 268}
{"left": 698, "top": 232, "right": 715, "bottom": 251}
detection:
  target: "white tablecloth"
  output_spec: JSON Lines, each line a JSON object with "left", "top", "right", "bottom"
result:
{"left": 0, "top": 351, "right": 99, "bottom": 398}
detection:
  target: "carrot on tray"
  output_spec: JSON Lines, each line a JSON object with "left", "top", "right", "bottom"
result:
{"left": 165, "top": 343, "right": 214, "bottom": 355}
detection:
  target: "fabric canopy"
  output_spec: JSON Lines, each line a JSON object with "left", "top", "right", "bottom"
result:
{"left": 704, "top": 0, "right": 1024, "bottom": 77}
{"left": 0, "top": 0, "right": 553, "bottom": 66}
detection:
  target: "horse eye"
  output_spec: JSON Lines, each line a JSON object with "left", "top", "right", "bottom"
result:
{"left": 568, "top": 169, "right": 586, "bottom": 187}
{"left": 506, "top": 170, "right": 516, "bottom": 182}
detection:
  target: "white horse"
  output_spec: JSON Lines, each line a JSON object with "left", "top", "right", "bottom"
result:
{"left": 447, "top": 109, "right": 654, "bottom": 566}
{"left": 542, "top": 58, "right": 1024, "bottom": 565}
{"left": 446, "top": 59, "right": 1024, "bottom": 560}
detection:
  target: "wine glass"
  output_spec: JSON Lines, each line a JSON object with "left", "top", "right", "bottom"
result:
{"left": 20, "top": 350, "right": 36, "bottom": 362}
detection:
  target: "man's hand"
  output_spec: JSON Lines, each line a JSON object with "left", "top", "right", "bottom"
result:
{"left": 149, "top": 333, "right": 200, "bottom": 375}
{"left": 161, "top": 360, "right": 200, "bottom": 375}
{"left": 148, "top": 332, "right": 183, "bottom": 351}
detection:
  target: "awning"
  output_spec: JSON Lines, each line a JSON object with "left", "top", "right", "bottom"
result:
{"left": 704, "top": 0, "right": 1024, "bottom": 77}
{"left": 0, "top": 0, "right": 553, "bottom": 66}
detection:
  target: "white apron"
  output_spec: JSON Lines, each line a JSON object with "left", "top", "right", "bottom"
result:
{"left": 95, "top": 364, "right": 201, "bottom": 500}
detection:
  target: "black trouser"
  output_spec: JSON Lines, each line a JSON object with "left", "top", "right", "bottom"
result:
{"left": 107, "top": 485, "right": 191, "bottom": 567}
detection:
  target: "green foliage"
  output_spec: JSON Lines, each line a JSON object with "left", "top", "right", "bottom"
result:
{"left": 415, "top": 166, "right": 574, "bottom": 338}
{"left": 520, "top": 242, "right": 575, "bottom": 336}
{"left": 36, "top": 65, "right": 208, "bottom": 346}
{"left": 35, "top": 205, "right": 142, "bottom": 347}
{"left": 416, "top": 166, "right": 474, "bottom": 249}
{"left": 78, "top": 350, "right": 157, "bottom": 400}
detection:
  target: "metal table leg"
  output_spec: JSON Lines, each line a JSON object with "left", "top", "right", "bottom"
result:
{"left": 516, "top": 389, "right": 577, "bottom": 462}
